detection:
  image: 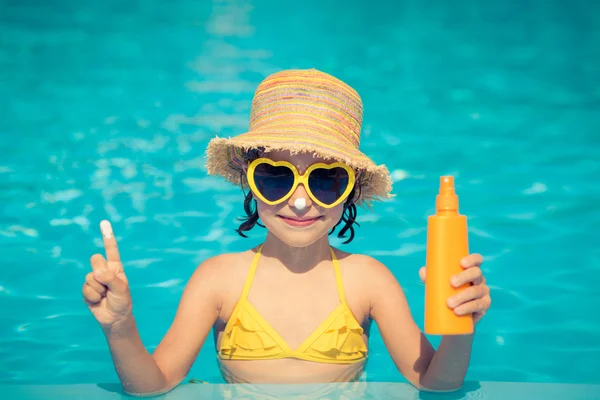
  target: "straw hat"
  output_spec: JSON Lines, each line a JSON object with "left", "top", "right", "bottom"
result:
{"left": 205, "top": 68, "right": 393, "bottom": 207}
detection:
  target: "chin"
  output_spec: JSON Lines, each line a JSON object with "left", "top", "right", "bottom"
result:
{"left": 278, "top": 233, "right": 325, "bottom": 248}
{"left": 265, "top": 217, "right": 334, "bottom": 248}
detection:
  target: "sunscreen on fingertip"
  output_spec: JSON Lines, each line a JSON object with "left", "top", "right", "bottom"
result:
{"left": 424, "top": 176, "right": 474, "bottom": 335}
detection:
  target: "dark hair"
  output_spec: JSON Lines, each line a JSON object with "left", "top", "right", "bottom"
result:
{"left": 233, "top": 149, "right": 361, "bottom": 244}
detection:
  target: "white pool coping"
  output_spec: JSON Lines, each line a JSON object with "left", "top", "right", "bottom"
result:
{"left": 1, "top": 381, "right": 599, "bottom": 399}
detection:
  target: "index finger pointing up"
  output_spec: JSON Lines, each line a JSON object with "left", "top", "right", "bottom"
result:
{"left": 100, "top": 220, "right": 122, "bottom": 270}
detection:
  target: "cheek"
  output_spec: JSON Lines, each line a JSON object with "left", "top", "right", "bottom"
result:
{"left": 255, "top": 200, "right": 279, "bottom": 219}
{"left": 322, "top": 204, "right": 345, "bottom": 224}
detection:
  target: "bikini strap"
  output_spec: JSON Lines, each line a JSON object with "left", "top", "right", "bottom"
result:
{"left": 330, "top": 248, "right": 347, "bottom": 305}
{"left": 240, "top": 244, "right": 263, "bottom": 300}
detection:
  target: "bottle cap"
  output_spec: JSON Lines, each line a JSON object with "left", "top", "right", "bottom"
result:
{"left": 436, "top": 176, "right": 459, "bottom": 211}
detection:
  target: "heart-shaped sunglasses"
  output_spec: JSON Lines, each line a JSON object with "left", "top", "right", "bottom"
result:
{"left": 246, "top": 158, "right": 356, "bottom": 208}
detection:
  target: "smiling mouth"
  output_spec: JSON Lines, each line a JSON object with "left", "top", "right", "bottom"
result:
{"left": 278, "top": 215, "right": 323, "bottom": 227}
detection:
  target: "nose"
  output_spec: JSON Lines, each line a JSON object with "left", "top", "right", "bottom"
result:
{"left": 288, "top": 183, "right": 312, "bottom": 211}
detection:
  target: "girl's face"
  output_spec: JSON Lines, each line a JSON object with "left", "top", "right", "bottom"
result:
{"left": 245, "top": 150, "right": 354, "bottom": 248}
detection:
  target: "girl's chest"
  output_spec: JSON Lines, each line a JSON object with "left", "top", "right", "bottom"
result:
{"left": 218, "top": 272, "right": 371, "bottom": 348}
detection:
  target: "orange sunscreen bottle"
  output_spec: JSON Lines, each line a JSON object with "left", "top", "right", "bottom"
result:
{"left": 424, "top": 176, "right": 474, "bottom": 335}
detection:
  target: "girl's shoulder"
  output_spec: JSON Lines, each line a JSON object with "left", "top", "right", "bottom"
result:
{"left": 332, "top": 247, "right": 390, "bottom": 273}
{"left": 332, "top": 247, "right": 402, "bottom": 291}
{"left": 183, "top": 247, "right": 260, "bottom": 303}
{"left": 190, "top": 245, "right": 270, "bottom": 284}
{"left": 330, "top": 248, "right": 404, "bottom": 317}
{"left": 192, "top": 247, "right": 259, "bottom": 275}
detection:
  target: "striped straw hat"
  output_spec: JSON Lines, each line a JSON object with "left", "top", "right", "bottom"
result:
{"left": 205, "top": 68, "right": 393, "bottom": 206}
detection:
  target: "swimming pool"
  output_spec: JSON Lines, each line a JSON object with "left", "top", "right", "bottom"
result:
{"left": 1, "top": 0, "right": 599, "bottom": 398}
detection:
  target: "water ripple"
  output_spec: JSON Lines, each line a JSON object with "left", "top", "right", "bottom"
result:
{"left": 0, "top": 0, "right": 598, "bottom": 387}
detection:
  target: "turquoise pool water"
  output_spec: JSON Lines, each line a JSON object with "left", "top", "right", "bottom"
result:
{"left": 1, "top": 0, "right": 599, "bottom": 391}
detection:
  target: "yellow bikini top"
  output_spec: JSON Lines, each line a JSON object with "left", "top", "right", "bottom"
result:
{"left": 218, "top": 245, "right": 368, "bottom": 364}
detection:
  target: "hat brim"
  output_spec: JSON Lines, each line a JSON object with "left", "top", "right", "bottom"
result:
{"left": 205, "top": 129, "right": 394, "bottom": 207}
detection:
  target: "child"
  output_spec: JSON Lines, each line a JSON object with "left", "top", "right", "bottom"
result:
{"left": 82, "top": 69, "right": 491, "bottom": 396}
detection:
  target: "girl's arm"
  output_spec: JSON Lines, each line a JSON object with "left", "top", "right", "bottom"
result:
{"left": 365, "top": 256, "right": 473, "bottom": 392}
{"left": 107, "top": 255, "right": 226, "bottom": 396}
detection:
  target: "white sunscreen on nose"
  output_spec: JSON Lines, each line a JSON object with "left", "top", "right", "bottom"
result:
{"left": 294, "top": 198, "right": 306, "bottom": 210}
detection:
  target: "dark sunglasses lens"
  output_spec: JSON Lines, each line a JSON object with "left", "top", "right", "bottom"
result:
{"left": 308, "top": 167, "right": 350, "bottom": 205}
{"left": 253, "top": 163, "right": 295, "bottom": 202}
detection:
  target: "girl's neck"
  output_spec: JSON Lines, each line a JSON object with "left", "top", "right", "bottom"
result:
{"left": 260, "top": 233, "right": 332, "bottom": 274}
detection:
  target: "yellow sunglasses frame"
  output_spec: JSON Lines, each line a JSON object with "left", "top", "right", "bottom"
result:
{"left": 246, "top": 158, "right": 356, "bottom": 208}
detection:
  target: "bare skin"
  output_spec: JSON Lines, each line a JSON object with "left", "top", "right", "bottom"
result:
{"left": 213, "top": 247, "right": 372, "bottom": 384}
{"left": 82, "top": 151, "right": 492, "bottom": 396}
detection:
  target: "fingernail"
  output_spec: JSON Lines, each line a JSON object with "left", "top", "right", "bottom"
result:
{"left": 100, "top": 220, "right": 113, "bottom": 239}
{"left": 451, "top": 277, "right": 459, "bottom": 287}
{"left": 447, "top": 298, "right": 456, "bottom": 308}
